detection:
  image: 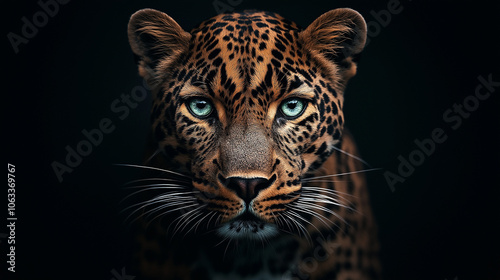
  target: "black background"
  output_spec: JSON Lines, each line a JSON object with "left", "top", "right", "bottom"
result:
{"left": 3, "top": 0, "right": 499, "bottom": 279}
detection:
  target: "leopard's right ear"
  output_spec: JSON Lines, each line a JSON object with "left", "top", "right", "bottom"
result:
{"left": 128, "top": 9, "right": 191, "bottom": 89}
{"left": 299, "top": 8, "right": 366, "bottom": 84}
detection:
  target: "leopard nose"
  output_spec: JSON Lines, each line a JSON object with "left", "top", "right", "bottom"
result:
{"left": 221, "top": 176, "right": 275, "bottom": 204}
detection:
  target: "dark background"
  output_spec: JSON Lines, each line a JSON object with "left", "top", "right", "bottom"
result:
{"left": 3, "top": 0, "right": 499, "bottom": 279}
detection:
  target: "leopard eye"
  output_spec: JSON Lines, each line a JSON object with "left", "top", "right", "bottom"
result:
{"left": 279, "top": 98, "right": 306, "bottom": 119}
{"left": 187, "top": 98, "right": 213, "bottom": 118}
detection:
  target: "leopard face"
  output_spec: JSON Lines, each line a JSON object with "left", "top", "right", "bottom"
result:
{"left": 128, "top": 9, "right": 366, "bottom": 240}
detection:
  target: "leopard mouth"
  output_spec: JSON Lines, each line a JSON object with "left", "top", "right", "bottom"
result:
{"left": 217, "top": 211, "right": 278, "bottom": 239}
{"left": 229, "top": 212, "right": 265, "bottom": 232}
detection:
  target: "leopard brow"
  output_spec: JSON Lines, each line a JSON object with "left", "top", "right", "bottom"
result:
{"left": 178, "top": 84, "right": 208, "bottom": 98}
{"left": 287, "top": 83, "right": 315, "bottom": 100}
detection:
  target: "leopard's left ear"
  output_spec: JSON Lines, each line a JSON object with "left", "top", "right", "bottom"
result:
{"left": 299, "top": 8, "right": 367, "bottom": 82}
{"left": 128, "top": 9, "right": 191, "bottom": 90}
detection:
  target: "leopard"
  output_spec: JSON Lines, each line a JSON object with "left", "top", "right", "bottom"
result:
{"left": 125, "top": 7, "right": 380, "bottom": 280}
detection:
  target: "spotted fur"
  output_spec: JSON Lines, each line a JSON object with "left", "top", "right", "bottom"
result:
{"left": 127, "top": 8, "right": 380, "bottom": 280}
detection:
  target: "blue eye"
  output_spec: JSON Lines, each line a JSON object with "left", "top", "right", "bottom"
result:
{"left": 280, "top": 98, "right": 306, "bottom": 119}
{"left": 187, "top": 98, "right": 213, "bottom": 118}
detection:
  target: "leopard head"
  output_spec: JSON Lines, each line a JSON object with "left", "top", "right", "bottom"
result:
{"left": 128, "top": 8, "right": 366, "bottom": 239}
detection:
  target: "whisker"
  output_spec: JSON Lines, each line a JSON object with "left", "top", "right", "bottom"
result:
{"left": 223, "top": 237, "right": 233, "bottom": 259}
{"left": 124, "top": 177, "right": 191, "bottom": 186}
{"left": 293, "top": 190, "right": 353, "bottom": 211}
{"left": 299, "top": 190, "right": 358, "bottom": 214}
{"left": 270, "top": 211, "right": 282, "bottom": 228}
{"left": 297, "top": 196, "right": 347, "bottom": 210}
{"left": 206, "top": 211, "right": 219, "bottom": 230}
{"left": 302, "top": 168, "right": 381, "bottom": 182}
{"left": 296, "top": 200, "right": 340, "bottom": 217}
{"left": 148, "top": 203, "right": 199, "bottom": 228}
{"left": 301, "top": 186, "right": 357, "bottom": 198}
{"left": 125, "top": 200, "right": 179, "bottom": 226}
{"left": 214, "top": 234, "right": 231, "bottom": 248}
{"left": 128, "top": 191, "right": 198, "bottom": 206}
{"left": 295, "top": 200, "right": 348, "bottom": 227}
{"left": 331, "top": 145, "right": 372, "bottom": 168}
{"left": 275, "top": 214, "right": 296, "bottom": 236}
{"left": 122, "top": 194, "right": 196, "bottom": 220}
{"left": 283, "top": 211, "right": 312, "bottom": 243}
{"left": 145, "top": 148, "right": 162, "bottom": 163}
{"left": 215, "top": 212, "right": 223, "bottom": 227}
{"left": 279, "top": 213, "right": 295, "bottom": 233}
{"left": 125, "top": 184, "right": 187, "bottom": 191}
{"left": 121, "top": 184, "right": 187, "bottom": 202}
{"left": 299, "top": 191, "right": 347, "bottom": 203}
{"left": 277, "top": 227, "right": 296, "bottom": 236}
{"left": 303, "top": 194, "right": 358, "bottom": 216}
{"left": 287, "top": 206, "right": 324, "bottom": 232}
{"left": 170, "top": 205, "right": 205, "bottom": 237}
{"left": 115, "top": 163, "right": 190, "bottom": 178}
{"left": 302, "top": 179, "right": 349, "bottom": 184}
{"left": 280, "top": 212, "right": 302, "bottom": 238}
{"left": 188, "top": 211, "right": 213, "bottom": 235}
{"left": 122, "top": 195, "right": 189, "bottom": 215}
{"left": 179, "top": 211, "right": 205, "bottom": 237}
{"left": 124, "top": 198, "right": 195, "bottom": 224}
{"left": 288, "top": 204, "right": 332, "bottom": 230}
{"left": 143, "top": 200, "right": 197, "bottom": 220}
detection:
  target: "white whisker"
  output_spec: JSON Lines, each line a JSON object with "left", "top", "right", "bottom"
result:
{"left": 115, "top": 163, "right": 190, "bottom": 178}
{"left": 295, "top": 200, "right": 348, "bottom": 226}
{"left": 297, "top": 196, "right": 346, "bottom": 210}
{"left": 143, "top": 200, "right": 197, "bottom": 220}
{"left": 180, "top": 211, "right": 206, "bottom": 237}
{"left": 299, "top": 193, "right": 342, "bottom": 203}
{"left": 288, "top": 204, "right": 332, "bottom": 229}
{"left": 302, "top": 168, "right": 381, "bottom": 182}
{"left": 145, "top": 148, "right": 162, "bottom": 163}
{"left": 281, "top": 212, "right": 304, "bottom": 238}
{"left": 148, "top": 203, "right": 199, "bottom": 228}
{"left": 287, "top": 205, "right": 325, "bottom": 232}
{"left": 275, "top": 214, "right": 295, "bottom": 236}
{"left": 283, "top": 211, "right": 312, "bottom": 243}
{"left": 188, "top": 211, "right": 213, "bottom": 235}
{"left": 170, "top": 205, "right": 205, "bottom": 237}
{"left": 124, "top": 177, "right": 191, "bottom": 186}
{"left": 214, "top": 234, "right": 231, "bottom": 248}
{"left": 121, "top": 184, "right": 187, "bottom": 202}
{"left": 122, "top": 195, "right": 192, "bottom": 214}
{"left": 206, "top": 211, "right": 219, "bottom": 229}
{"left": 301, "top": 186, "right": 357, "bottom": 198}
{"left": 302, "top": 179, "right": 348, "bottom": 183}
{"left": 331, "top": 145, "right": 372, "bottom": 167}
{"left": 124, "top": 197, "right": 196, "bottom": 224}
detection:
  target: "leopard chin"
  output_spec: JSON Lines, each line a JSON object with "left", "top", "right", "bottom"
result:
{"left": 217, "top": 211, "right": 279, "bottom": 240}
